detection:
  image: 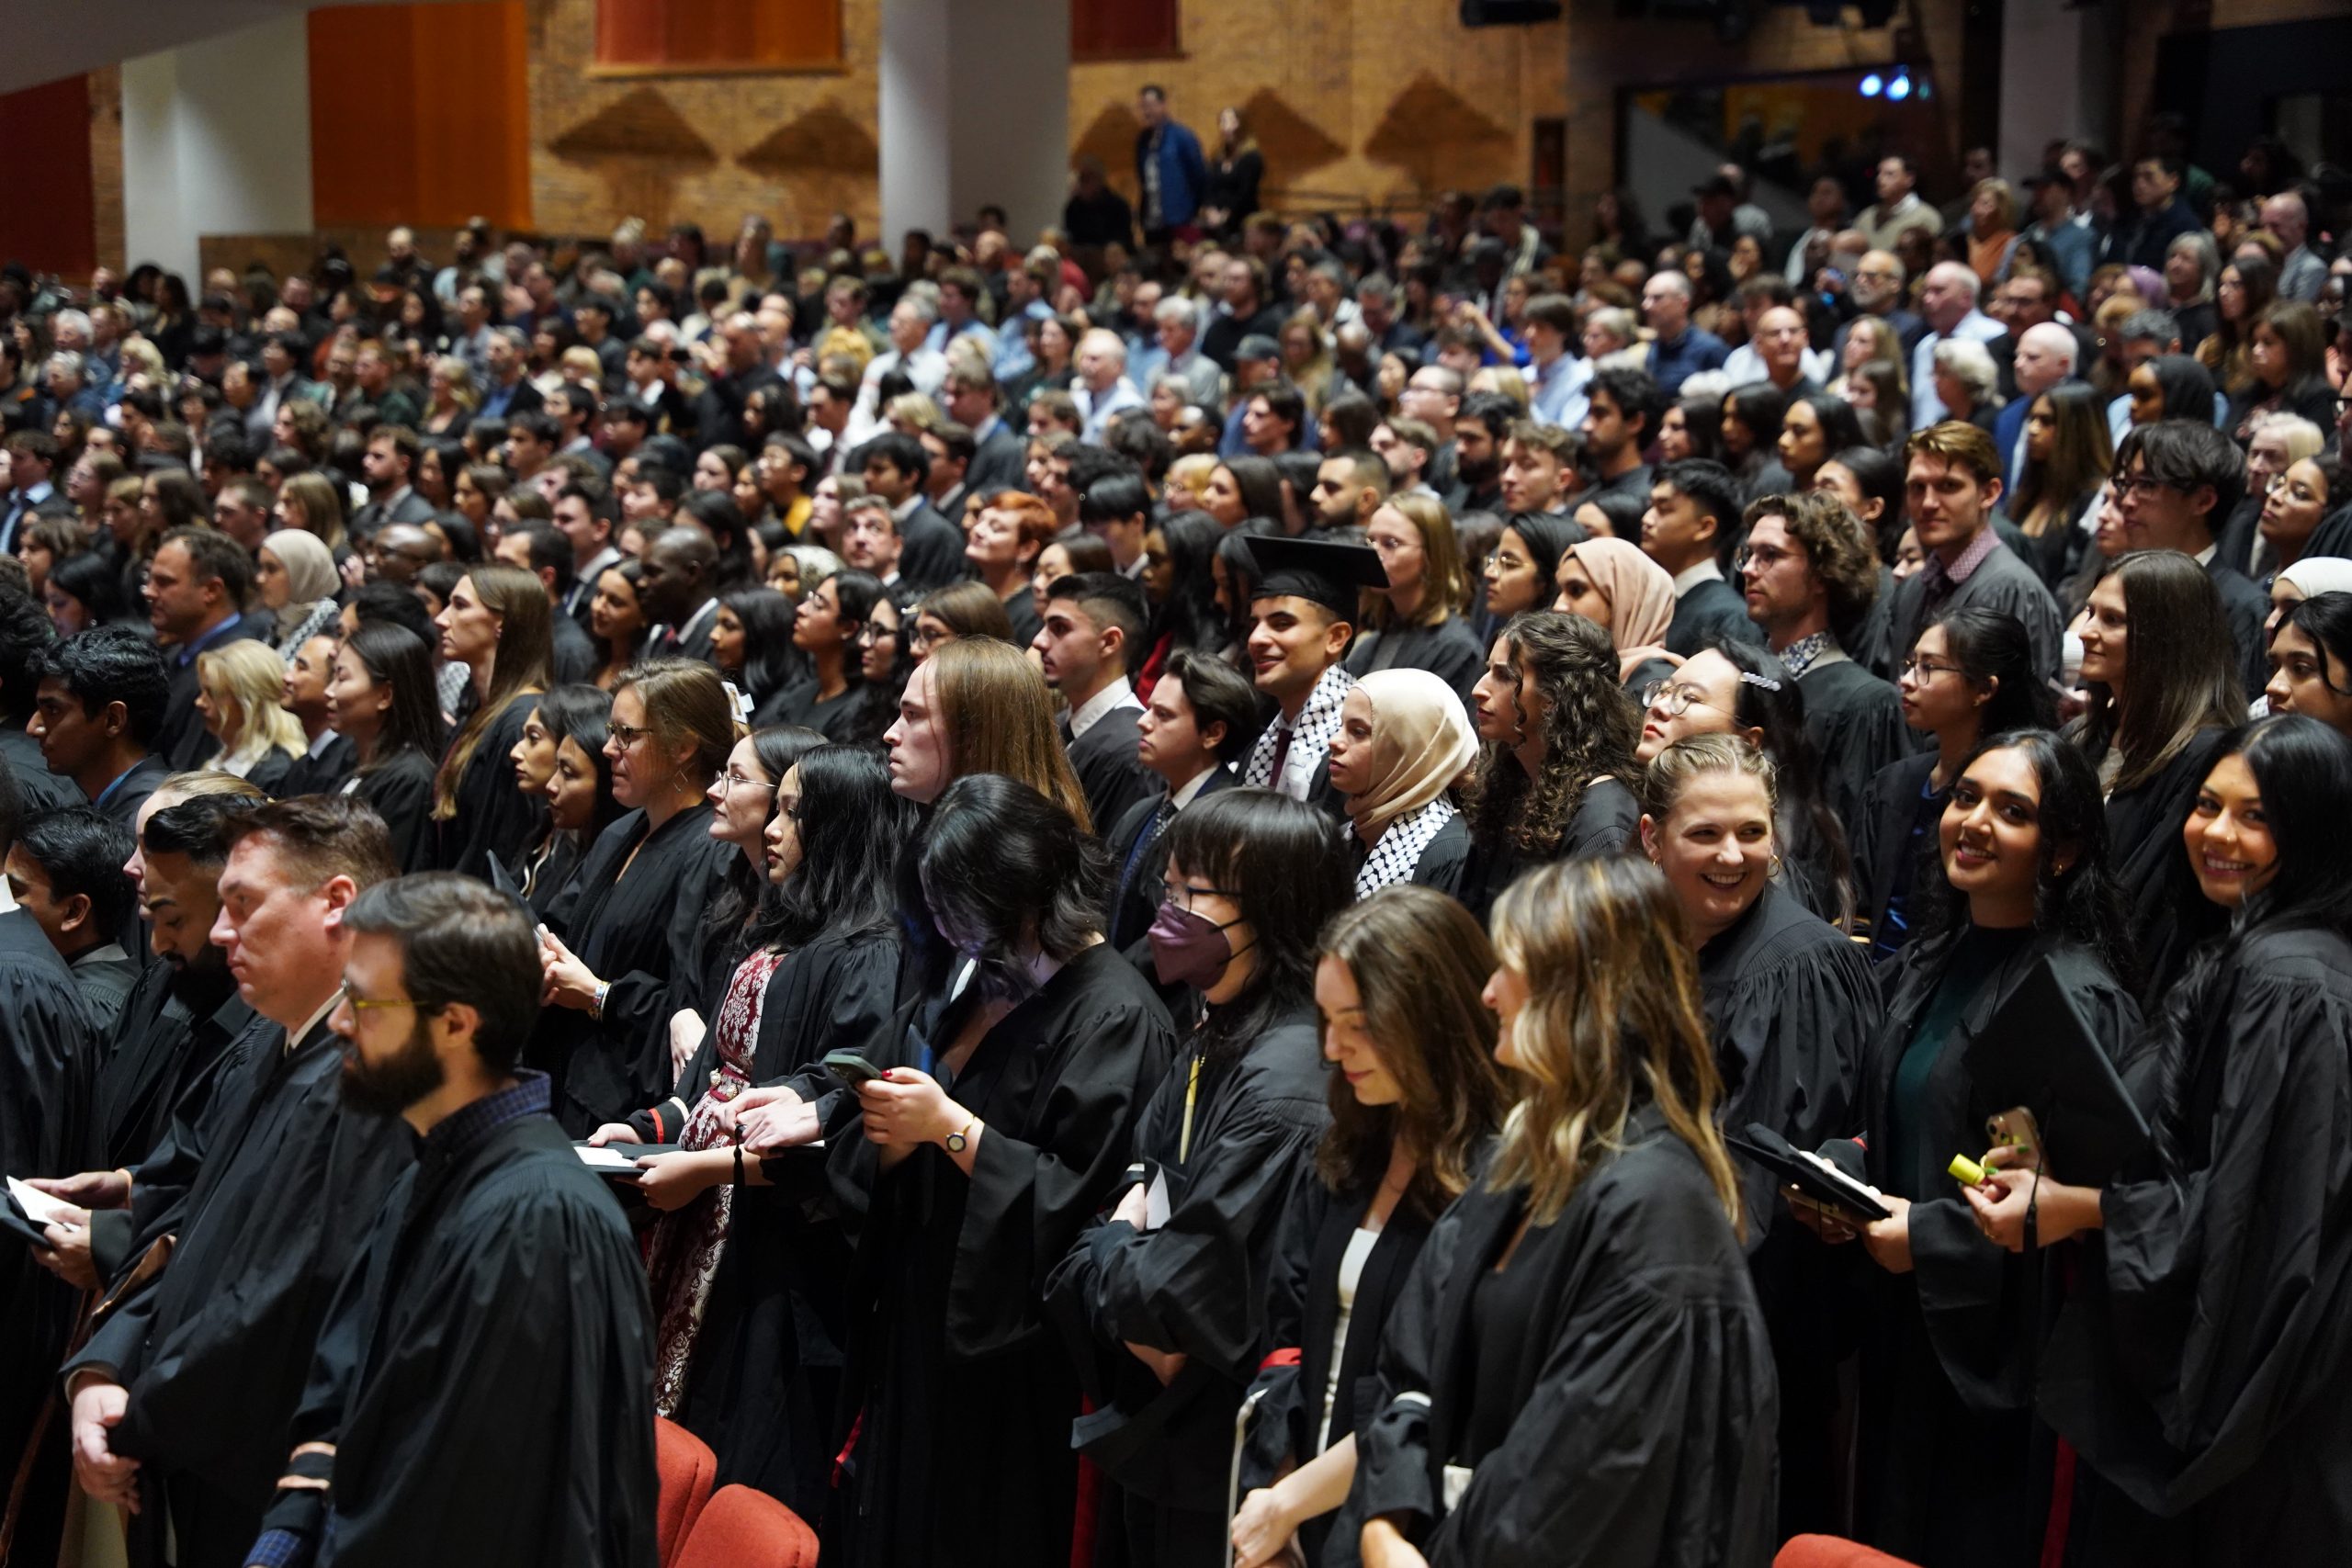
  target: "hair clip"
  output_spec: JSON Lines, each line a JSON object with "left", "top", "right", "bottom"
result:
{"left": 1736, "top": 671, "right": 1783, "bottom": 693}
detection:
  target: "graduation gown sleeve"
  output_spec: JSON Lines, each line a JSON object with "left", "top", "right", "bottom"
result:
{"left": 2041, "top": 929, "right": 2352, "bottom": 1548}
{"left": 433, "top": 694, "right": 545, "bottom": 880}
{"left": 352, "top": 749, "right": 439, "bottom": 874}
{"left": 1351, "top": 1127, "right": 1780, "bottom": 1568}
{"left": 256, "top": 1121, "right": 658, "bottom": 1568}
{"left": 0, "top": 927, "right": 94, "bottom": 1179}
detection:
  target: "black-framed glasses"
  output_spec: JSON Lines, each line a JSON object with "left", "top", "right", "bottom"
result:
{"left": 1896, "top": 656, "right": 1965, "bottom": 681}
{"left": 1159, "top": 879, "right": 1240, "bottom": 913}
{"left": 607, "top": 720, "right": 651, "bottom": 749}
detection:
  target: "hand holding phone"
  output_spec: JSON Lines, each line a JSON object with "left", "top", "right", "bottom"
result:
{"left": 822, "top": 1049, "right": 886, "bottom": 1087}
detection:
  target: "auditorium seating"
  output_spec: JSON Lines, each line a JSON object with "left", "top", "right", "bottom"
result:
{"left": 653, "top": 1416, "right": 718, "bottom": 1565}
{"left": 671, "top": 1483, "right": 823, "bottom": 1567}
{"left": 1774, "top": 1536, "right": 1922, "bottom": 1568}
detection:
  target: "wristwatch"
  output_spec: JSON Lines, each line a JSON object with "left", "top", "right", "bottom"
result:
{"left": 944, "top": 1117, "right": 978, "bottom": 1154}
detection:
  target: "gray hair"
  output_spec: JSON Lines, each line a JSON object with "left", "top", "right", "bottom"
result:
{"left": 1586, "top": 307, "right": 1637, "bottom": 347}
{"left": 1645, "top": 271, "right": 1694, "bottom": 301}
{"left": 1927, "top": 261, "right": 1982, "bottom": 303}
{"left": 1932, "top": 337, "right": 2000, "bottom": 400}
{"left": 2118, "top": 309, "right": 2181, "bottom": 348}
{"left": 44, "top": 350, "right": 84, "bottom": 381}
{"left": 1153, "top": 295, "right": 1199, "bottom": 332}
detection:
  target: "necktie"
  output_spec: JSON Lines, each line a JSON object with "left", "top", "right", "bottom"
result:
{"left": 1115, "top": 798, "right": 1180, "bottom": 939}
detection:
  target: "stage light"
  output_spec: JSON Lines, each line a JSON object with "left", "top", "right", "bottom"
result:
{"left": 1887, "top": 72, "right": 1912, "bottom": 101}
{"left": 1860, "top": 73, "right": 1883, "bottom": 97}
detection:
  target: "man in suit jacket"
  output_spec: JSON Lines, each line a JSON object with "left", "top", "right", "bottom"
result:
{"left": 944, "top": 363, "right": 1029, "bottom": 499}
{"left": 1102, "top": 650, "right": 1261, "bottom": 955}
{"left": 347, "top": 427, "right": 436, "bottom": 543}
{"left": 0, "top": 430, "right": 76, "bottom": 557}
{"left": 1643, "top": 459, "right": 1765, "bottom": 659}
{"left": 1885, "top": 423, "right": 2065, "bottom": 684}
{"left": 144, "top": 528, "right": 268, "bottom": 772}
{"left": 858, "top": 433, "right": 967, "bottom": 592}
{"left": 1992, "top": 323, "right": 2082, "bottom": 491}
{"left": 637, "top": 525, "right": 722, "bottom": 664}
{"left": 475, "top": 328, "right": 543, "bottom": 423}
{"left": 1034, "top": 572, "right": 1158, "bottom": 836}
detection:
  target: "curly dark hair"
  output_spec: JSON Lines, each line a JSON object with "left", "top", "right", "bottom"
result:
{"left": 1460, "top": 611, "right": 1639, "bottom": 858}
{"left": 1740, "top": 488, "right": 1881, "bottom": 644}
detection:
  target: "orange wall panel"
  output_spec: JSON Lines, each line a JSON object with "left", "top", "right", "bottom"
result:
{"left": 309, "top": 3, "right": 531, "bottom": 233}
{"left": 0, "top": 74, "right": 97, "bottom": 276}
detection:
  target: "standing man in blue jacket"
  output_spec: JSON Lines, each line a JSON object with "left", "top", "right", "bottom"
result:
{"left": 1135, "top": 85, "right": 1208, "bottom": 249}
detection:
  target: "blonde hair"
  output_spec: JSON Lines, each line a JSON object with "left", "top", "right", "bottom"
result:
{"left": 1166, "top": 452, "right": 1220, "bottom": 501}
{"left": 1367, "top": 492, "right": 1467, "bottom": 630}
{"left": 1638, "top": 731, "right": 1778, "bottom": 822}
{"left": 197, "top": 641, "right": 306, "bottom": 769}
{"left": 276, "top": 469, "right": 347, "bottom": 551}
{"left": 431, "top": 355, "right": 479, "bottom": 411}
{"left": 1487, "top": 856, "right": 1743, "bottom": 1233}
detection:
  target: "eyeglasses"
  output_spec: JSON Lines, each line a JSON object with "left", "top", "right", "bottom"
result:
{"left": 607, "top": 720, "right": 651, "bottom": 749}
{"left": 1159, "top": 880, "right": 1240, "bottom": 913}
{"left": 857, "top": 620, "right": 899, "bottom": 645}
{"left": 1732, "top": 543, "right": 1796, "bottom": 572}
{"left": 344, "top": 991, "right": 439, "bottom": 1016}
{"left": 1896, "top": 656, "right": 1966, "bottom": 681}
{"left": 2114, "top": 474, "right": 2184, "bottom": 501}
{"left": 1638, "top": 680, "right": 1726, "bottom": 718}
{"left": 720, "top": 768, "right": 775, "bottom": 796}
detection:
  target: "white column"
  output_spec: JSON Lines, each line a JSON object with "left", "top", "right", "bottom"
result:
{"left": 879, "top": 0, "right": 1069, "bottom": 245}
{"left": 1997, "top": 0, "right": 2115, "bottom": 182}
{"left": 120, "top": 12, "right": 314, "bottom": 284}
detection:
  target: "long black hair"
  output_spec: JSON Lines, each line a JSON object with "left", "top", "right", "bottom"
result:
{"left": 2276, "top": 592, "right": 2352, "bottom": 708}
{"left": 707, "top": 725, "right": 827, "bottom": 961}
{"left": 747, "top": 743, "right": 914, "bottom": 953}
{"left": 1151, "top": 511, "right": 1226, "bottom": 659}
{"left": 1719, "top": 639, "right": 1853, "bottom": 927}
{"left": 718, "top": 586, "right": 800, "bottom": 707}
{"left": 1915, "top": 728, "right": 2137, "bottom": 987}
{"left": 344, "top": 623, "right": 447, "bottom": 766}
{"left": 1163, "top": 787, "right": 1355, "bottom": 1068}
{"left": 908, "top": 773, "right": 1111, "bottom": 1003}
{"left": 533, "top": 684, "right": 619, "bottom": 844}
{"left": 1933, "top": 607, "right": 2058, "bottom": 737}
{"left": 2147, "top": 715, "right": 2352, "bottom": 1170}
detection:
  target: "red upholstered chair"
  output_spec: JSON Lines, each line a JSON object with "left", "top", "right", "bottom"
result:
{"left": 672, "top": 1483, "right": 822, "bottom": 1568}
{"left": 1773, "top": 1536, "right": 1923, "bottom": 1568}
{"left": 653, "top": 1417, "right": 718, "bottom": 1567}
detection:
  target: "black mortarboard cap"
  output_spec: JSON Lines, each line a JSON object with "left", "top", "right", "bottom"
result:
{"left": 1243, "top": 534, "right": 1388, "bottom": 621}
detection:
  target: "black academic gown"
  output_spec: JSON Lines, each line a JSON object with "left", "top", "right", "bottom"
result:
{"left": 631, "top": 929, "right": 903, "bottom": 1515}
{"left": 0, "top": 912, "right": 96, "bottom": 1561}
{"left": 0, "top": 725, "right": 82, "bottom": 813}
{"left": 1796, "top": 654, "right": 1911, "bottom": 829}
{"left": 1666, "top": 576, "right": 1763, "bottom": 659}
{"left": 1241, "top": 1173, "right": 1441, "bottom": 1566}
{"left": 1068, "top": 705, "right": 1157, "bottom": 840}
{"left": 1347, "top": 1110, "right": 1780, "bottom": 1567}
{"left": 1852, "top": 928, "right": 2140, "bottom": 1568}
{"left": 93, "top": 754, "right": 174, "bottom": 834}
{"left": 1048, "top": 1007, "right": 1330, "bottom": 1564}
{"left": 254, "top": 1093, "right": 657, "bottom": 1568}
{"left": 1850, "top": 751, "right": 1940, "bottom": 961}
{"left": 2039, "top": 927, "right": 2352, "bottom": 1568}
{"left": 1351, "top": 810, "right": 1471, "bottom": 902}
{"left": 67, "top": 1014, "right": 417, "bottom": 1568}
{"left": 1343, "top": 616, "right": 1487, "bottom": 710}
{"left": 277, "top": 734, "right": 357, "bottom": 798}
{"left": 1459, "top": 776, "right": 1639, "bottom": 921}
{"left": 538, "top": 804, "right": 734, "bottom": 1135}
{"left": 826, "top": 943, "right": 1175, "bottom": 1568}
{"left": 1697, "top": 883, "right": 1880, "bottom": 1540}
{"left": 2098, "top": 728, "right": 2229, "bottom": 1001}
{"left": 431, "top": 693, "right": 542, "bottom": 880}
{"left": 347, "top": 748, "right": 438, "bottom": 874}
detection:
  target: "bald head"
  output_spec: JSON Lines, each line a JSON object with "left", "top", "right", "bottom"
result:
{"left": 2261, "top": 192, "right": 2309, "bottom": 248}
{"left": 2013, "top": 322, "right": 2080, "bottom": 398}
{"left": 1919, "top": 262, "right": 1983, "bottom": 333}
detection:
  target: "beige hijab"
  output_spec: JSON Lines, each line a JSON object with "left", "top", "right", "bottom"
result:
{"left": 1344, "top": 669, "right": 1479, "bottom": 840}
{"left": 1564, "top": 536, "right": 1677, "bottom": 680}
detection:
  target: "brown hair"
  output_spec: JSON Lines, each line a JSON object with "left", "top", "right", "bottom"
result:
{"left": 1740, "top": 489, "right": 1881, "bottom": 640}
{"left": 221, "top": 793, "right": 398, "bottom": 893}
{"left": 276, "top": 470, "right": 347, "bottom": 551}
{"left": 1487, "top": 855, "right": 1742, "bottom": 1233}
{"left": 1903, "top": 419, "right": 2001, "bottom": 487}
{"left": 926, "top": 637, "right": 1092, "bottom": 832}
{"left": 1315, "top": 887, "right": 1513, "bottom": 1215}
{"left": 432, "top": 564, "right": 552, "bottom": 817}
{"left": 611, "top": 658, "right": 740, "bottom": 784}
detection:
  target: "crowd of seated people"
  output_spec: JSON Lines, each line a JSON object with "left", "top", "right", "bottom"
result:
{"left": 0, "top": 88, "right": 2344, "bottom": 1568}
